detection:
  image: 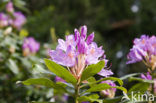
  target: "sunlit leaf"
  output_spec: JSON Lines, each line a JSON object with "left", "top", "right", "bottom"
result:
{"left": 44, "top": 59, "right": 77, "bottom": 85}
{"left": 81, "top": 60, "right": 105, "bottom": 81}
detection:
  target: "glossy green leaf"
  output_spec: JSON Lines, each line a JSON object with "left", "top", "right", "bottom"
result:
{"left": 87, "top": 77, "right": 97, "bottom": 87}
{"left": 21, "top": 78, "right": 66, "bottom": 92}
{"left": 120, "top": 73, "right": 141, "bottom": 80}
{"left": 129, "top": 77, "right": 154, "bottom": 83}
{"left": 44, "top": 59, "right": 77, "bottom": 85}
{"left": 83, "top": 83, "right": 127, "bottom": 94}
{"left": 80, "top": 77, "right": 123, "bottom": 89}
{"left": 128, "top": 82, "right": 150, "bottom": 93}
{"left": 81, "top": 60, "right": 105, "bottom": 81}
{"left": 31, "top": 102, "right": 54, "bottom": 103}
{"left": 96, "top": 77, "right": 123, "bottom": 86}
{"left": 78, "top": 94, "right": 102, "bottom": 103}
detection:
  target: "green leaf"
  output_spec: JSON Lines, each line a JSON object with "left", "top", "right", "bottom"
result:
{"left": 44, "top": 59, "right": 77, "bottom": 85}
{"left": 21, "top": 78, "right": 66, "bottom": 92}
{"left": 103, "top": 95, "right": 123, "bottom": 103}
{"left": 81, "top": 60, "right": 105, "bottom": 81}
{"left": 31, "top": 102, "right": 54, "bottom": 103}
{"left": 80, "top": 77, "right": 123, "bottom": 89}
{"left": 83, "top": 83, "right": 127, "bottom": 94}
{"left": 78, "top": 94, "right": 102, "bottom": 103}
{"left": 8, "top": 59, "right": 19, "bottom": 74}
{"left": 128, "top": 82, "right": 150, "bottom": 93}
{"left": 87, "top": 77, "right": 97, "bottom": 87}
{"left": 96, "top": 77, "right": 123, "bottom": 86}
{"left": 120, "top": 73, "right": 141, "bottom": 80}
{"left": 129, "top": 77, "right": 154, "bottom": 83}
{"left": 128, "top": 83, "right": 150, "bottom": 102}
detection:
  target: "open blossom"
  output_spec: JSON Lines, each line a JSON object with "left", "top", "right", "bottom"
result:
{"left": 0, "top": 13, "right": 8, "bottom": 28}
{"left": 6, "top": 2, "right": 14, "bottom": 13}
{"left": 22, "top": 37, "right": 40, "bottom": 56}
{"left": 100, "top": 80, "right": 116, "bottom": 98}
{"left": 141, "top": 72, "right": 152, "bottom": 80}
{"left": 49, "top": 25, "right": 112, "bottom": 79}
{"left": 127, "top": 35, "right": 156, "bottom": 70}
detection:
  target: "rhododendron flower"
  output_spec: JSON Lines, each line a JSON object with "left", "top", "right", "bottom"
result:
{"left": 10, "top": 12, "right": 26, "bottom": 30}
{"left": 49, "top": 25, "right": 111, "bottom": 79}
{"left": 0, "top": 13, "right": 8, "bottom": 28}
{"left": 22, "top": 37, "right": 40, "bottom": 56}
{"left": 127, "top": 35, "right": 156, "bottom": 70}
{"left": 141, "top": 72, "right": 152, "bottom": 80}
{"left": 100, "top": 80, "right": 116, "bottom": 98}
{"left": 6, "top": 2, "right": 14, "bottom": 13}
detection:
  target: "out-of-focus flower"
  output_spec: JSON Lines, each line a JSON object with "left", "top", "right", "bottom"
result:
{"left": 10, "top": 12, "right": 26, "bottom": 30}
{"left": 6, "top": 2, "right": 14, "bottom": 13}
{"left": 9, "top": 46, "right": 15, "bottom": 53}
{"left": 49, "top": 25, "right": 110, "bottom": 79}
{"left": 154, "top": 79, "right": 156, "bottom": 95}
{"left": 127, "top": 35, "right": 156, "bottom": 70}
{"left": 0, "top": 13, "right": 8, "bottom": 28}
{"left": 141, "top": 72, "right": 152, "bottom": 80}
{"left": 81, "top": 102, "right": 90, "bottom": 103}
{"left": 3, "top": 27, "right": 12, "bottom": 35}
{"left": 22, "top": 37, "right": 40, "bottom": 56}
{"left": 63, "top": 94, "right": 68, "bottom": 101}
{"left": 100, "top": 80, "right": 116, "bottom": 98}
{"left": 55, "top": 76, "right": 66, "bottom": 83}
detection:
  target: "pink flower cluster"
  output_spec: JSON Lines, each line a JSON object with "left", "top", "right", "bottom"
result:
{"left": 127, "top": 35, "right": 156, "bottom": 70}
{"left": 49, "top": 25, "right": 113, "bottom": 79}
{"left": 22, "top": 37, "right": 40, "bottom": 56}
{"left": 0, "top": 2, "right": 26, "bottom": 30}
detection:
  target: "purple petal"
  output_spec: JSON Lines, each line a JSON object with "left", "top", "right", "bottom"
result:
{"left": 55, "top": 76, "right": 66, "bottom": 83}
{"left": 86, "top": 32, "right": 94, "bottom": 44}
{"left": 80, "top": 25, "right": 87, "bottom": 39}
{"left": 86, "top": 42, "right": 104, "bottom": 64}
{"left": 141, "top": 72, "right": 152, "bottom": 80}
{"left": 98, "top": 69, "right": 113, "bottom": 77}
{"left": 74, "top": 29, "right": 80, "bottom": 42}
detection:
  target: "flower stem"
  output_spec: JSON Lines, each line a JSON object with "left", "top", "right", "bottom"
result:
{"left": 75, "top": 79, "right": 80, "bottom": 103}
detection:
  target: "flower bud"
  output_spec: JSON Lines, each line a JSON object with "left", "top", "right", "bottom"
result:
{"left": 100, "top": 80, "right": 116, "bottom": 98}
